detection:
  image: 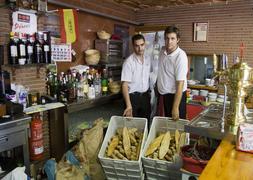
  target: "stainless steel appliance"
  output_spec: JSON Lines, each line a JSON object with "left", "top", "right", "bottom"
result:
{"left": 95, "top": 39, "right": 123, "bottom": 63}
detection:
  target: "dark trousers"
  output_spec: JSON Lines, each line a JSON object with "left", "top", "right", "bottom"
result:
{"left": 129, "top": 91, "right": 151, "bottom": 126}
{"left": 161, "top": 91, "right": 187, "bottom": 119}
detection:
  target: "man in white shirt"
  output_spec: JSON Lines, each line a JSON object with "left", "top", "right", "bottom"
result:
{"left": 157, "top": 26, "right": 188, "bottom": 120}
{"left": 121, "top": 34, "right": 151, "bottom": 123}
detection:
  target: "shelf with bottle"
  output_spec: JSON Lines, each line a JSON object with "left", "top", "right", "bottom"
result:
{"left": 45, "top": 66, "right": 122, "bottom": 105}
{"left": 6, "top": 31, "right": 52, "bottom": 79}
{"left": 8, "top": 31, "right": 51, "bottom": 65}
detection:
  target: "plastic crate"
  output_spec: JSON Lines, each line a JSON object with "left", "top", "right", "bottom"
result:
{"left": 98, "top": 116, "right": 148, "bottom": 180}
{"left": 141, "top": 116, "right": 189, "bottom": 180}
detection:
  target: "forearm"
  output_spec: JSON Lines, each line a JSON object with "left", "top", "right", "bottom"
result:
{"left": 122, "top": 82, "right": 132, "bottom": 108}
{"left": 173, "top": 81, "right": 184, "bottom": 109}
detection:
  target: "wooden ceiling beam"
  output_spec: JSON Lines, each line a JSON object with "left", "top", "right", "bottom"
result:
{"left": 112, "top": 0, "right": 230, "bottom": 10}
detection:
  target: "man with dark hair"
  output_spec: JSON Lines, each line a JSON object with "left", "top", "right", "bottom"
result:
{"left": 121, "top": 34, "right": 151, "bottom": 123}
{"left": 157, "top": 26, "right": 188, "bottom": 120}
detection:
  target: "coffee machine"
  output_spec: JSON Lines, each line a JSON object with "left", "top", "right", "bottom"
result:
{"left": 0, "top": 70, "right": 11, "bottom": 98}
{"left": 0, "top": 70, "right": 11, "bottom": 116}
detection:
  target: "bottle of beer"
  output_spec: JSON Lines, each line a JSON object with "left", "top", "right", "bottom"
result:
{"left": 8, "top": 32, "right": 18, "bottom": 65}
{"left": 101, "top": 68, "right": 109, "bottom": 95}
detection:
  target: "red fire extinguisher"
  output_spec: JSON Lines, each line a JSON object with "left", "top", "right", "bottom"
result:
{"left": 29, "top": 113, "right": 44, "bottom": 161}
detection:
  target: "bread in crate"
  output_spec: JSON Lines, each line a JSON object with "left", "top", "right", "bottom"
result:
{"left": 105, "top": 127, "right": 143, "bottom": 161}
{"left": 141, "top": 117, "right": 189, "bottom": 179}
{"left": 145, "top": 129, "right": 188, "bottom": 161}
{"left": 98, "top": 116, "right": 147, "bottom": 179}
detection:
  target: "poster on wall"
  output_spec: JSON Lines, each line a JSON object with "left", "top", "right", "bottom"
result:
{"left": 142, "top": 31, "right": 164, "bottom": 55}
{"left": 12, "top": 11, "right": 37, "bottom": 34}
{"left": 193, "top": 22, "right": 208, "bottom": 42}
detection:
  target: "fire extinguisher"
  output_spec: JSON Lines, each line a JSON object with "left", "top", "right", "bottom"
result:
{"left": 29, "top": 113, "right": 44, "bottom": 161}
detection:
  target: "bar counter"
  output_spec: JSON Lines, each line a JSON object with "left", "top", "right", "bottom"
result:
{"left": 200, "top": 134, "right": 253, "bottom": 180}
{"left": 188, "top": 84, "right": 218, "bottom": 92}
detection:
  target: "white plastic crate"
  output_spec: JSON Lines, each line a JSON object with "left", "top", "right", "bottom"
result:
{"left": 141, "top": 116, "right": 189, "bottom": 180}
{"left": 98, "top": 116, "right": 148, "bottom": 180}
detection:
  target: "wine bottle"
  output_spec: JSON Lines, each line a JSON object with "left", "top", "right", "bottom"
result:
{"left": 8, "top": 32, "right": 18, "bottom": 64}
{"left": 26, "top": 34, "right": 35, "bottom": 64}
{"left": 34, "top": 32, "right": 43, "bottom": 63}
{"left": 17, "top": 33, "right": 26, "bottom": 65}
{"left": 42, "top": 32, "right": 51, "bottom": 63}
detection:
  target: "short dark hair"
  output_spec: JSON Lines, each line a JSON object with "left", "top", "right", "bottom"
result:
{"left": 164, "top": 26, "right": 180, "bottom": 39}
{"left": 132, "top": 34, "right": 145, "bottom": 44}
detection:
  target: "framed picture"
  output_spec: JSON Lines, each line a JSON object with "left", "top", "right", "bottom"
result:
{"left": 193, "top": 22, "right": 208, "bottom": 42}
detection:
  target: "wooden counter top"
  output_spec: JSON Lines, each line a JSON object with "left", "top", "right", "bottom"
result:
{"left": 200, "top": 134, "right": 253, "bottom": 180}
{"left": 188, "top": 84, "right": 218, "bottom": 92}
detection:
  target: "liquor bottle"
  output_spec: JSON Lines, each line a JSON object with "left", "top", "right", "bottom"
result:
{"left": 108, "top": 70, "right": 113, "bottom": 83}
{"left": 60, "top": 77, "right": 68, "bottom": 103}
{"left": 46, "top": 72, "right": 53, "bottom": 95}
{"left": 7, "top": 0, "right": 16, "bottom": 10}
{"left": 68, "top": 73, "right": 77, "bottom": 102}
{"left": 42, "top": 32, "right": 51, "bottom": 64}
{"left": 8, "top": 32, "right": 18, "bottom": 64}
{"left": 82, "top": 71, "right": 89, "bottom": 99}
{"left": 77, "top": 73, "right": 84, "bottom": 99}
{"left": 88, "top": 84, "right": 95, "bottom": 99}
{"left": 26, "top": 34, "right": 35, "bottom": 64}
{"left": 18, "top": 0, "right": 31, "bottom": 9}
{"left": 101, "top": 68, "right": 108, "bottom": 95}
{"left": 34, "top": 32, "right": 43, "bottom": 63}
{"left": 31, "top": 0, "right": 38, "bottom": 10}
{"left": 17, "top": 33, "right": 27, "bottom": 65}
{"left": 94, "top": 72, "right": 101, "bottom": 96}
{"left": 50, "top": 74, "right": 59, "bottom": 100}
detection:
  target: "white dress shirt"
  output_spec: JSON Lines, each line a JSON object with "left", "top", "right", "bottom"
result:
{"left": 121, "top": 53, "right": 151, "bottom": 93}
{"left": 157, "top": 47, "right": 188, "bottom": 94}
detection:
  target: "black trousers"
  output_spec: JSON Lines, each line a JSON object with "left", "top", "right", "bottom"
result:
{"left": 129, "top": 91, "right": 151, "bottom": 123}
{"left": 162, "top": 91, "right": 187, "bottom": 119}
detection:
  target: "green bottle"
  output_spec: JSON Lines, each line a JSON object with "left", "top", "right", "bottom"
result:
{"left": 101, "top": 68, "right": 108, "bottom": 95}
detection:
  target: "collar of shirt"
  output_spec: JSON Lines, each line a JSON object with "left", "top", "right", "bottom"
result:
{"left": 133, "top": 53, "right": 147, "bottom": 64}
{"left": 163, "top": 46, "right": 180, "bottom": 57}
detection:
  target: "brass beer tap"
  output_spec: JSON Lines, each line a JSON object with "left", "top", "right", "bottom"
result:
{"left": 212, "top": 47, "right": 253, "bottom": 134}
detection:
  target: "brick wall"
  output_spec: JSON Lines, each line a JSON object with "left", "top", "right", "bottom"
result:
{"left": 0, "top": 0, "right": 135, "bottom": 169}
{"left": 46, "top": 1, "right": 136, "bottom": 72}
{"left": 136, "top": 0, "right": 253, "bottom": 67}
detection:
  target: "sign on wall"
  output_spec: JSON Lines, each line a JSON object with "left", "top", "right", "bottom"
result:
{"left": 12, "top": 11, "right": 37, "bottom": 34}
{"left": 193, "top": 22, "right": 208, "bottom": 42}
